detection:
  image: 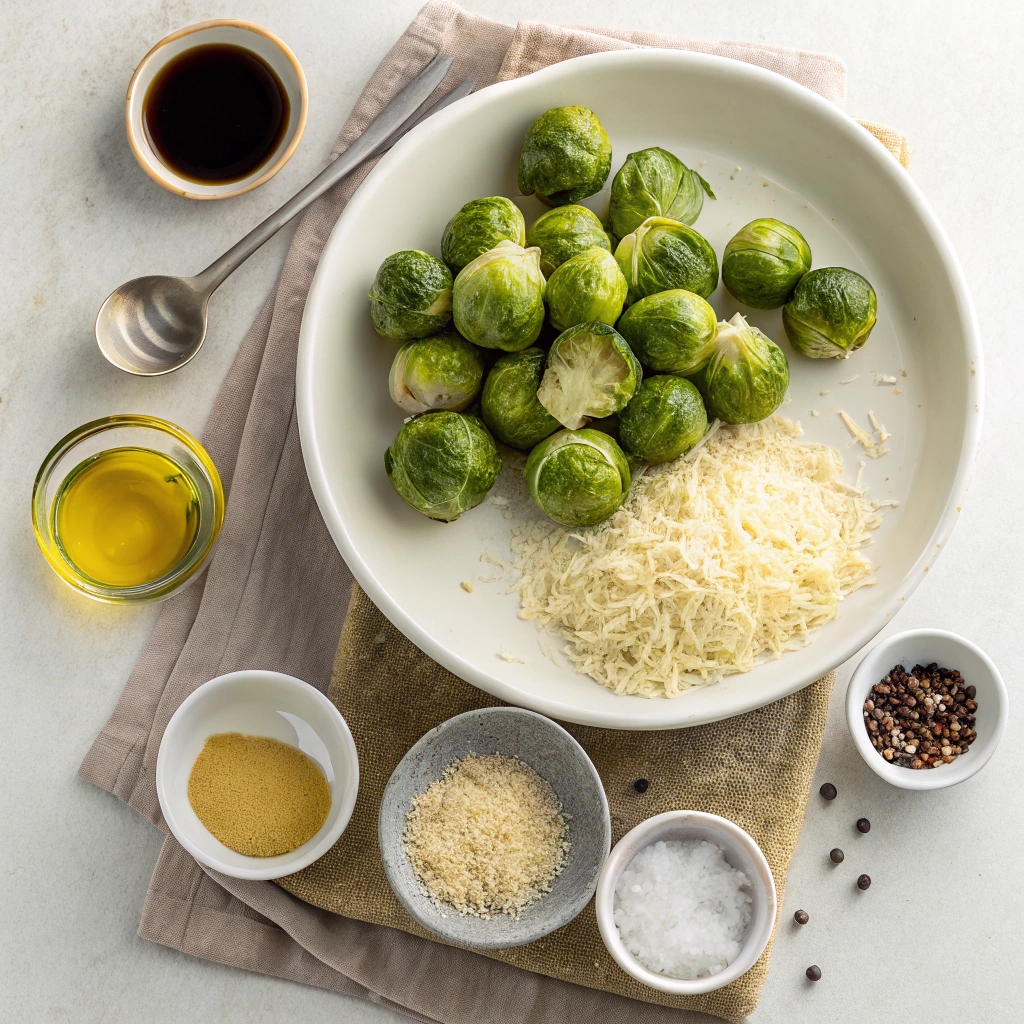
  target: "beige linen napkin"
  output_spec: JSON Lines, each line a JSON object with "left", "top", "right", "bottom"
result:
{"left": 80, "top": 4, "right": 908, "bottom": 1023}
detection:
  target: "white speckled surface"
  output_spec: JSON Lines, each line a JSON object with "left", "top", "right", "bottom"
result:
{"left": 1, "top": 1, "right": 1020, "bottom": 1020}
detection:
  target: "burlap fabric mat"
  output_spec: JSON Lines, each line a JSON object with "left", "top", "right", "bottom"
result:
{"left": 80, "top": 4, "right": 907, "bottom": 1022}
{"left": 281, "top": 585, "right": 835, "bottom": 1020}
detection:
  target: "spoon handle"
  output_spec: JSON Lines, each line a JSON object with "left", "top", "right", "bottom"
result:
{"left": 193, "top": 54, "right": 456, "bottom": 294}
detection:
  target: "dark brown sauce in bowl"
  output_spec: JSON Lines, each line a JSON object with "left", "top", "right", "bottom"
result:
{"left": 143, "top": 43, "right": 289, "bottom": 184}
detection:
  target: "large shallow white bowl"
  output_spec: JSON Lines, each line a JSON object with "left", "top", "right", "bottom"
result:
{"left": 156, "top": 670, "right": 359, "bottom": 880}
{"left": 298, "top": 49, "right": 981, "bottom": 730}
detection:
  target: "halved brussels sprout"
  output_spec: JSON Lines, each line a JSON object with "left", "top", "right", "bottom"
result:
{"left": 609, "top": 147, "right": 716, "bottom": 239}
{"left": 525, "top": 428, "right": 631, "bottom": 527}
{"left": 518, "top": 106, "right": 612, "bottom": 206}
{"left": 384, "top": 411, "right": 501, "bottom": 522}
{"left": 441, "top": 197, "right": 527, "bottom": 272}
{"left": 614, "top": 217, "right": 719, "bottom": 303}
{"left": 723, "top": 218, "right": 812, "bottom": 309}
{"left": 369, "top": 250, "right": 452, "bottom": 341}
{"left": 537, "top": 322, "right": 642, "bottom": 430}
{"left": 452, "top": 240, "right": 546, "bottom": 351}
{"left": 698, "top": 312, "right": 789, "bottom": 424}
{"left": 480, "top": 347, "right": 560, "bottom": 450}
{"left": 782, "top": 267, "right": 877, "bottom": 358}
{"left": 616, "top": 289, "right": 719, "bottom": 375}
{"left": 618, "top": 375, "right": 708, "bottom": 464}
{"left": 526, "top": 205, "right": 612, "bottom": 277}
{"left": 545, "top": 247, "right": 627, "bottom": 332}
{"left": 389, "top": 331, "right": 485, "bottom": 414}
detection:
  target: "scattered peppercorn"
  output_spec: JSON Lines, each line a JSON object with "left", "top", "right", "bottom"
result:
{"left": 857, "top": 874, "right": 871, "bottom": 890}
{"left": 819, "top": 782, "right": 837, "bottom": 800}
{"left": 794, "top": 909, "right": 809, "bottom": 925}
{"left": 863, "top": 662, "right": 977, "bottom": 768}
{"left": 856, "top": 818, "right": 871, "bottom": 834}
{"left": 633, "top": 778, "right": 649, "bottom": 793}
{"left": 806, "top": 965, "right": 821, "bottom": 981}
{"left": 829, "top": 848, "right": 844, "bottom": 864}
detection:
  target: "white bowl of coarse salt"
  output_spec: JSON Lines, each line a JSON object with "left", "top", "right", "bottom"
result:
{"left": 595, "top": 811, "right": 777, "bottom": 994}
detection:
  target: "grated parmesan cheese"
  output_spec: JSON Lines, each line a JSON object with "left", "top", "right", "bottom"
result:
{"left": 511, "top": 418, "right": 885, "bottom": 698}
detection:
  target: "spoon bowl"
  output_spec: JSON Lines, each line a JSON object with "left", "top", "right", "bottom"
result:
{"left": 96, "top": 275, "right": 209, "bottom": 375}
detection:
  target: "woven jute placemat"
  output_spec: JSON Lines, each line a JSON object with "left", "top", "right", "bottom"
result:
{"left": 279, "top": 584, "right": 835, "bottom": 1022}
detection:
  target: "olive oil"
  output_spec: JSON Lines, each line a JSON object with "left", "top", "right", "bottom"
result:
{"left": 53, "top": 448, "right": 200, "bottom": 588}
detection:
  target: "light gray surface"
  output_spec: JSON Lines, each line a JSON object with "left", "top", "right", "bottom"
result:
{"left": 379, "top": 707, "right": 610, "bottom": 949}
{"left": 0, "top": 1, "right": 1018, "bottom": 1021}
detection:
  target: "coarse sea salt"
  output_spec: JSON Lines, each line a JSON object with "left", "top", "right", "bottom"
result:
{"left": 613, "top": 839, "right": 753, "bottom": 980}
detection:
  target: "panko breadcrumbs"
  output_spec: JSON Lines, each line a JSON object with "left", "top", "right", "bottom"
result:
{"left": 511, "top": 417, "right": 886, "bottom": 698}
{"left": 403, "top": 753, "right": 569, "bottom": 919}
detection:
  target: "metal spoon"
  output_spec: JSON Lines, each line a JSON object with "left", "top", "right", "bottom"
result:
{"left": 97, "top": 55, "right": 471, "bottom": 375}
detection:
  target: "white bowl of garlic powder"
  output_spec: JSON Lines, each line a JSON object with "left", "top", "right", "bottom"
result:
{"left": 595, "top": 810, "right": 777, "bottom": 994}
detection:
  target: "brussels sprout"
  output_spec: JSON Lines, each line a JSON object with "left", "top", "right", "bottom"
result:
{"left": 609, "top": 147, "right": 716, "bottom": 239}
{"left": 698, "top": 313, "right": 789, "bottom": 424}
{"left": 452, "top": 241, "right": 546, "bottom": 351}
{"left": 545, "top": 247, "right": 627, "bottom": 332}
{"left": 614, "top": 217, "right": 719, "bottom": 303}
{"left": 368, "top": 250, "right": 452, "bottom": 341}
{"left": 441, "top": 197, "right": 527, "bottom": 273}
{"left": 782, "top": 267, "right": 878, "bottom": 358}
{"left": 537, "top": 322, "right": 642, "bottom": 430}
{"left": 384, "top": 411, "right": 501, "bottom": 522}
{"left": 480, "top": 347, "right": 560, "bottom": 450}
{"left": 526, "top": 205, "right": 613, "bottom": 277}
{"left": 723, "top": 218, "right": 812, "bottom": 309}
{"left": 518, "top": 106, "right": 612, "bottom": 206}
{"left": 616, "top": 289, "right": 718, "bottom": 375}
{"left": 389, "top": 331, "right": 485, "bottom": 414}
{"left": 619, "top": 376, "right": 708, "bottom": 464}
{"left": 526, "top": 428, "right": 631, "bottom": 527}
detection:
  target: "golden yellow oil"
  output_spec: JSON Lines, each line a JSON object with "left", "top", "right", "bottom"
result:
{"left": 53, "top": 447, "right": 200, "bottom": 588}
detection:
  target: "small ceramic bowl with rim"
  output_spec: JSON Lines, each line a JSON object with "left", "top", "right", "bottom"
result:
{"left": 846, "top": 628, "right": 1007, "bottom": 790}
{"left": 595, "top": 810, "right": 777, "bottom": 995}
{"left": 156, "top": 670, "right": 359, "bottom": 880}
{"left": 379, "top": 706, "right": 611, "bottom": 949}
{"left": 126, "top": 19, "right": 308, "bottom": 199}
{"left": 32, "top": 414, "right": 224, "bottom": 604}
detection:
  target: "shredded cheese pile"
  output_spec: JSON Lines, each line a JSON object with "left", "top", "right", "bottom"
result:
{"left": 511, "top": 417, "right": 884, "bottom": 698}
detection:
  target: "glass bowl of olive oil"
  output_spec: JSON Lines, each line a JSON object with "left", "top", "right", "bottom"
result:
{"left": 33, "top": 415, "right": 224, "bottom": 603}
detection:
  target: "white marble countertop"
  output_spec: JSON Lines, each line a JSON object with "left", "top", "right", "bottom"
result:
{"left": 2, "top": 1, "right": 1020, "bottom": 1020}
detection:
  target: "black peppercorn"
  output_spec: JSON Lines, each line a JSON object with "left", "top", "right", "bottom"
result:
{"left": 819, "top": 783, "right": 837, "bottom": 800}
{"left": 829, "top": 848, "right": 844, "bottom": 864}
{"left": 806, "top": 965, "right": 822, "bottom": 981}
{"left": 794, "top": 909, "right": 809, "bottom": 925}
{"left": 857, "top": 874, "right": 871, "bottom": 890}
{"left": 633, "top": 778, "right": 649, "bottom": 794}
{"left": 856, "top": 818, "right": 871, "bottom": 833}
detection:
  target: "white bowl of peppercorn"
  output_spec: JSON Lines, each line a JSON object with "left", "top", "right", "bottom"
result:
{"left": 846, "top": 629, "right": 1007, "bottom": 790}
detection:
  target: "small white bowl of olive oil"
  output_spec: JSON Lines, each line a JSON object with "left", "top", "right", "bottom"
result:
{"left": 32, "top": 414, "right": 224, "bottom": 603}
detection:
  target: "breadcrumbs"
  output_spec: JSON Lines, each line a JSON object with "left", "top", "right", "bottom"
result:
{"left": 403, "top": 753, "right": 570, "bottom": 919}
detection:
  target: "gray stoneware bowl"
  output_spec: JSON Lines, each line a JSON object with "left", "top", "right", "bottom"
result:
{"left": 379, "top": 706, "right": 611, "bottom": 949}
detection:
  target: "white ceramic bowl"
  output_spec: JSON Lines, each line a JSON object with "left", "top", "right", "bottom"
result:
{"left": 594, "top": 811, "right": 776, "bottom": 995}
{"left": 298, "top": 48, "right": 982, "bottom": 730}
{"left": 126, "top": 20, "right": 307, "bottom": 199}
{"left": 156, "top": 670, "right": 359, "bottom": 880}
{"left": 846, "top": 628, "right": 1007, "bottom": 789}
